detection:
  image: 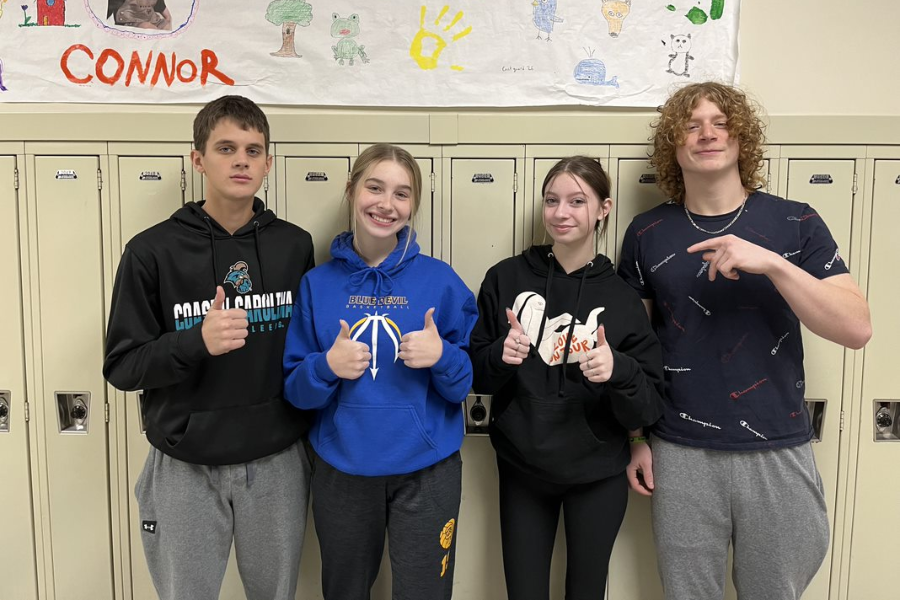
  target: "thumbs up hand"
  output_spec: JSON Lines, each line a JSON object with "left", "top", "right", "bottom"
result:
{"left": 502, "top": 308, "right": 531, "bottom": 366}
{"left": 579, "top": 324, "right": 614, "bottom": 383}
{"left": 399, "top": 308, "right": 444, "bottom": 369}
{"left": 326, "top": 320, "right": 372, "bottom": 380}
{"left": 202, "top": 286, "right": 249, "bottom": 356}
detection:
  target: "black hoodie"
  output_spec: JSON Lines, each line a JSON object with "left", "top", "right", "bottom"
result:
{"left": 469, "top": 246, "right": 664, "bottom": 484}
{"left": 103, "top": 199, "right": 314, "bottom": 465}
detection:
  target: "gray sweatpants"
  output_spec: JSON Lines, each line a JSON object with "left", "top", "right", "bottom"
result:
{"left": 651, "top": 436, "right": 829, "bottom": 600}
{"left": 135, "top": 441, "right": 311, "bottom": 600}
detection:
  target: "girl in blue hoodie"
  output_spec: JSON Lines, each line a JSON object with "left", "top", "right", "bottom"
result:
{"left": 283, "top": 144, "right": 477, "bottom": 600}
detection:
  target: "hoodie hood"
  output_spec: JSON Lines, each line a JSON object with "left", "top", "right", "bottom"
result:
{"left": 330, "top": 226, "right": 420, "bottom": 297}
{"left": 173, "top": 198, "right": 277, "bottom": 293}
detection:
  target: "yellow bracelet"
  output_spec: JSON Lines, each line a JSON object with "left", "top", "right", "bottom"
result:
{"left": 628, "top": 436, "right": 648, "bottom": 444}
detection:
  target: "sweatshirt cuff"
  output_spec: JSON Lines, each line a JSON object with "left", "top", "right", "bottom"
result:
{"left": 608, "top": 349, "right": 640, "bottom": 388}
{"left": 312, "top": 352, "right": 341, "bottom": 384}
{"left": 488, "top": 336, "right": 519, "bottom": 374}
{"left": 177, "top": 326, "right": 211, "bottom": 363}
{"left": 432, "top": 338, "right": 457, "bottom": 375}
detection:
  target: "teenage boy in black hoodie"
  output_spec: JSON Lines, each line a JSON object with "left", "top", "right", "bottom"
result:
{"left": 619, "top": 82, "right": 871, "bottom": 600}
{"left": 104, "top": 95, "right": 314, "bottom": 600}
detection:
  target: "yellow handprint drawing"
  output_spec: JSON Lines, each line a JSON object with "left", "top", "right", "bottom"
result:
{"left": 409, "top": 5, "right": 472, "bottom": 72}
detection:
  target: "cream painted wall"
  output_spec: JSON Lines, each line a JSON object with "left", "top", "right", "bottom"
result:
{"left": 739, "top": 0, "right": 900, "bottom": 115}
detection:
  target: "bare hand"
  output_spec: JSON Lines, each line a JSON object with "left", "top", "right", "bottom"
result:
{"left": 326, "top": 320, "right": 372, "bottom": 380}
{"left": 687, "top": 234, "right": 778, "bottom": 282}
{"left": 579, "top": 325, "right": 613, "bottom": 382}
{"left": 626, "top": 440, "right": 654, "bottom": 496}
{"left": 502, "top": 308, "right": 531, "bottom": 365}
{"left": 399, "top": 308, "right": 444, "bottom": 369}
{"left": 202, "top": 286, "right": 249, "bottom": 356}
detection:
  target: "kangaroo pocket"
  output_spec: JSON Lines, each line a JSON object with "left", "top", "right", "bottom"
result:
{"left": 494, "top": 396, "right": 607, "bottom": 480}
{"left": 157, "top": 398, "right": 306, "bottom": 465}
{"left": 322, "top": 403, "right": 440, "bottom": 473}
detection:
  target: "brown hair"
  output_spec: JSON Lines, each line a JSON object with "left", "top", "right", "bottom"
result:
{"left": 193, "top": 95, "right": 270, "bottom": 154}
{"left": 541, "top": 156, "right": 612, "bottom": 240}
{"left": 650, "top": 82, "right": 766, "bottom": 204}
{"left": 347, "top": 144, "right": 423, "bottom": 255}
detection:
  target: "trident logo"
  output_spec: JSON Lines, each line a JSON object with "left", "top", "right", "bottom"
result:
{"left": 349, "top": 312, "right": 402, "bottom": 379}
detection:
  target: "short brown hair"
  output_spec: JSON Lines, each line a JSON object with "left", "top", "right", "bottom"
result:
{"left": 541, "top": 156, "right": 612, "bottom": 239}
{"left": 193, "top": 95, "right": 270, "bottom": 154}
{"left": 650, "top": 82, "right": 766, "bottom": 204}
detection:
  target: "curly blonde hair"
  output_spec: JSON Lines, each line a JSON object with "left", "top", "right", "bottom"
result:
{"left": 650, "top": 82, "right": 766, "bottom": 205}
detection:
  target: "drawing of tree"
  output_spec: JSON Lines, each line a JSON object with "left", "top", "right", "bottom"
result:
{"left": 265, "top": 0, "right": 313, "bottom": 58}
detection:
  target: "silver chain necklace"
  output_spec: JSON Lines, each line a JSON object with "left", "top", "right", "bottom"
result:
{"left": 684, "top": 195, "right": 748, "bottom": 235}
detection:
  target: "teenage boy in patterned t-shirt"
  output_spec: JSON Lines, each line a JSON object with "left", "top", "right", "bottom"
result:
{"left": 618, "top": 82, "right": 871, "bottom": 600}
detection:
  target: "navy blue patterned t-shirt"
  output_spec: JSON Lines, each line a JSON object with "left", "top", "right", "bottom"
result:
{"left": 618, "top": 191, "right": 848, "bottom": 450}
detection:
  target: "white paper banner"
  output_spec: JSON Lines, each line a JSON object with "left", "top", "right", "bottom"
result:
{"left": 0, "top": 0, "right": 740, "bottom": 107}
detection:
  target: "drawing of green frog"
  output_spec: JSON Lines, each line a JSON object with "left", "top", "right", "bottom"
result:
{"left": 331, "top": 13, "right": 369, "bottom": 66}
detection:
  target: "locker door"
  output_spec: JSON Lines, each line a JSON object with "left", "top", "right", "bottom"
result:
{"left": 782, "top": 158, "right": 856, "bottom": 600}
{"left": 848, "top": 160, "right": 900, "bottom": 599}
{"left": 530, "top": 157, "right": 611, "bottom": 257}
{"left": 611, "top": 160, "right": 668, "bottom": 266}
{"left": 449, "top": 159, "right": 518, "bottom": 293}
{"left": 0, "top": 155, "right": 39, "bottom": 600}
{"left": 32, "top": 156, "right": 113, "bottom": 600}
{"left": 413, "top": 156, "right": 436, "bottom": 257}
{"left": 283, "top": 157, "right": 352, "bottom": 267}
{"left": 114, "top": 155, "right": 197, "bottom": 600}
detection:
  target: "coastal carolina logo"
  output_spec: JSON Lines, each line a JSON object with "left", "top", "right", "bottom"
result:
{"left": 223, "top": 261, "right": 252, "bottom": 294}
{"left": 349, "top": 312, "right": 403, "bottom": 380}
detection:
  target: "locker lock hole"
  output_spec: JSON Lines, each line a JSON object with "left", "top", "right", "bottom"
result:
{"left": 874, "top": 401, "right": 900, "bottom": 442}
{"left": 0, "top": 391, "right": 10, "bottom": 433}
{"left": 56, "top": 392, "right": 91, "bottom": 434}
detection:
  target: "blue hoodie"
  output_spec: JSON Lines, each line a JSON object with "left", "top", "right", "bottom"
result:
{"left": 284, "top": 228, "right": 477, "bottom": 476}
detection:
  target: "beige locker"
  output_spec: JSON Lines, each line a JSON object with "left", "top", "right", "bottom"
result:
{"left": 0, "top": 153, "right": 39, "bottom": 600}
{"left": 27, "top": 154, "right": 114, "bottom": 600}
{"left": 446, "top": 157, "right": 521, "bottom": 293}
{"left": 779, "top": 157, "right": 857, "bottom": 600}
{"left": 847, "top": 159, "right": 900, "bottom": 599}
{"left": 606, "top": 154, "right": 669, "bottom": 600}
{"left": 277, "top": 146, "right": 356, "bottom": 267}
{"left": 106, "top": 149, "right": 217, "bottom": 600}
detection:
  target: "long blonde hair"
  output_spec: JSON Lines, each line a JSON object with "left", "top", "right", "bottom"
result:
{"left": 347, "top": 144, "right": 422, "bottom": 258}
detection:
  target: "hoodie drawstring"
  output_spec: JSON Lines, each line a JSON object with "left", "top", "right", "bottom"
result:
{"left": 558, "top": 261, "right": 593, "bottom": 395}
{"left": 253, "top": 221, "right": 266, "bottom": 291}
{"left": 204, "top": 217, "right": 218, "bottom": 292}
{"left": 349, "top": 267, "right": 396, "bottom": 299}
{"left": 533, "top": 253, "right": 555, "bottom": 354}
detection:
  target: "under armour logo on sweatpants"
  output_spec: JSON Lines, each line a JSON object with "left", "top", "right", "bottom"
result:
{"left": 142, "top": 521, "right": 158, "bottom": 534}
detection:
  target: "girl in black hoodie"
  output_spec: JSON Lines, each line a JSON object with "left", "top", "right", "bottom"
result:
{"left": 469, "top": 156, "right": 664, "bottom": 599}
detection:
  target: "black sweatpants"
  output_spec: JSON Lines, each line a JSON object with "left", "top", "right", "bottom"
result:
{"left": 312, "top": 451, "right": 462, "bottom": 600}
{"left": 497, "top": 458, "right": 628, "bottom": 600}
